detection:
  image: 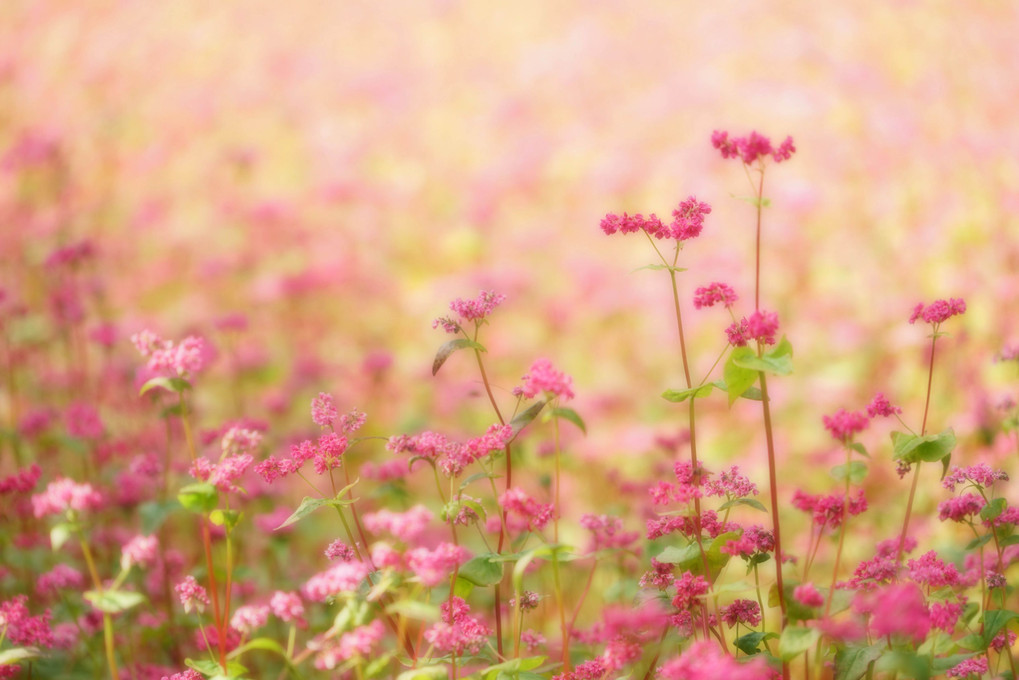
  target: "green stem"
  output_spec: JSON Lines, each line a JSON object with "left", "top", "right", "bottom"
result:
{"left": 897, "top": 335, "right": 938, "bottom": 565}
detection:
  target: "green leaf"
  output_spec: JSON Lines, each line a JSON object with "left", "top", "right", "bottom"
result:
{"left": 458, "top": 553, "right": 505, "bottom": 586}
{"left": 662, "top": 384, "right": 714, "bottom": 403}
{"left": 965, "top": 533, "right": 993, "bottom": 551}
{"left": 875, "top": 651, "right": 930, "bottom": 680}
{"left": 276, "top": 479, "right": 358, "bottom": 530}
{"left": 509, "top": 400, "right": 546, "bottom": 439}
{"left": 386, "top": 600, "right": 441, "bottom": 622}
{"left": 980, "top": 497, "right": 1007, "bottom": 522}
{"left": 186, "top": 658, "right": 249, "bottom": 678}
{"left": 210, "top": 508, "right": 242, "bottom": 531}
{"left": 982, "top": 609, "right": 1018, "bottom": 646}
{"left": 396, "top": 665, "right": 448, "bottom": 680}
{"left": 453, "top": 577, "right": 474, "bottom": 599}
{"left": 1000, "top": 535, "right": 1019, "bottom": 547}
{"left": 778, "top": 625, "right": 820, "bottom": 661}
{"left": 734, "top": 631, "right": 778, "bottom": 655}
{"left": 710, "top": 380, "right": 763, "bottom": 401}
{"left": 724, "top": 349, "right": 759, "bottom": 406}
{"left": 655, "top": 543, "right": 703, "bottom": 569}
{"left": 50, "top": 522, "right": 75, "bottom": 550}
{"left": 717, "top": 497, "right": 768, "bottom": 513}
{"left": 177, "top": 482, "right": 219, "bottom": 514}
{"left": 84, "top": 589, "right": 146, "bottom": 613}
{"left": 139, "top": 376, "right": 192, "bottom": 396}
{"left": 432, "top": 339, "right": 486, "bottom": 376}
{"left": 769, "top": 335, "right": 794, "bottom": 359}
{"left": 139, "top": 500, "right": 181, "bottom": 535}
{"left": 228, "top": 636, "right": 286, "bottom": 659}
{"left": 848, "top": 442, "right": 870, "bottom": 459}
{"left": 459, "top": 471, "right": 499, "bottom": 492}
{"left": 931, "top": 654, "right": 981, "bottom": 672}
{"left": 631, "top": 264, "right": 687, "bottom": 273}
{"left": 834, "top": 644, "right": 883, "bottom": 680}
{"left": 482, "top": 656, "right": 547, "bottom": 680}
{"left": 0, "top": 647, "right": 40, "bottom": 665}
{"left": 275, "top": 497, "right": 330, "bottom": 530}
{"left": 831, "top": 461, "right": 868, "bottom": 484}
{"left": 550, "top": 407, "right": 586, "bottom": 434}
{"left": 890, "top": 429, "right": 956, "bottom": 465}
{"left": 732, "top": 350, "right": 793, "bottom": 376}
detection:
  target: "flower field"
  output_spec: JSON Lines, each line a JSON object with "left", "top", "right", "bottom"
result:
{"left": 1, "top": 2, "right": 1018, "bottom": 679}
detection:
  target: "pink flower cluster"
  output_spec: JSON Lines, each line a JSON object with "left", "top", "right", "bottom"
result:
{"left": 423, "top": 596, "right": 490, "bottom": 656}
{"left": 175, "top": 575, "right": 209, "bottom": 614}
{"left": 726, "top": 310, "right": 779, "bottom": 347}
{"left": 866, "top": 393, "right": 901, "bottom": 418}
{"left": 131, "top": 330, "right": 206, "bottom": 378}
{"left": 937, "top": 493, "right": 985, "bottom": 523}
{"left": 720, "top": 525, "right": 775, "bottom": 559}
{"left": 190, "top": 452, "right": 253, "bottom": 494}
{"left": 658, "top": 640, "right": 775, "bottom": 680}
{"left": 908, "top": 298, "right": 966, "bottom": 326}
{"left": 255, "top": 429, "right": 354, "bottom": 484}
{"left": 942, "top": 463, "right": 1009, "bottom": 492}
{"left": 406, "top": 542, "right": 470, "bottom": 587}
{"left": 693, "top": 282, "right": 738, "bottom": 310}
{"left": 704, "top": 466, "right": 757, "bottom": 498}
{"left": 579, "top": 514, "right": 639, "bottom": 552}
{"left": 0, "top": 464, "right": 41, "bottom": 494}
{"left": 906, "top": 551, "right": 960, "bottom": 588}
{"left": 363, "top": 505, "right": 433, "bottom": 543}
{"left": 121, "top": 534, "right": 159, "bottom": 571}
{"left": 793, "top": 583, "right": 824, "bottom": 608}
{"left": 314, "top": 620, "right": 386, "bottom": 669}
{"left": 599, "top": 196, "right": 711, "bottom": 242}
{"left": 720, "top": 599, "right": 761, "bottom": 628}
{"left": 0, "top": 595, "right": 55, "bottom": 647}
{"left": 853, "top": 582, "right": 930, "bottom": 644}
{"left": 433, "top": 290, "right": 506, "bottom": 333}
{"left": 822, "top": 408, "right": 869, "bottom": 443}
{"left": 712, "top": 130, "right": 795, "bottom": 165}
{"left": 31, "top": 478, "right": 103, "bottom": 518}
{"left": 36, "top": 565, "right": 85, "bottom": 597}
{"left": 311, "top": 392, "right": 338, "bottom": 427}
{"left": 500, "top": 487, "right": 554, "bottom": 531}
{"left": 269, "top": 591, "right": 305, "bottom": 626}
{"left": 387, "top": 424, "right": 512, "bottom": 478}
{"left": 791, "top": 489, "right": 868, "bottom": 529}
{"left": 302, "top": 561, "right": 371, "bottom": 601}
{"left": 517, "top": 358, "right": 575, "bottom": 400}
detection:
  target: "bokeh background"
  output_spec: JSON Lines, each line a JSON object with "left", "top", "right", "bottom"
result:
{"left": 2, "top": 0, "right": 1018, "bottom": 565}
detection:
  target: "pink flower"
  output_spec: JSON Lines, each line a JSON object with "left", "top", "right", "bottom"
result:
{"left": 712, "top": 130, "right": 795, "bottom": 165}
{"left": 221, "top": 427, "right": 262, "bottom": 456}
{"left": 311, "top": 393, "right": 337, "bottom": 427}
{"left": 363, "top": 505, "right": 433, "bottom": 543}
{"left": 658, "top": 640, "right": 775, "bottom": 680}
{"left": 792, "top": 489, "right": 868, "bottom": 529}
{"left": 269, "top": 591, "right": 305, "bottom": 626}
{"left": 720, "top": 599, "right": 761, "bottom": 628}
{"left": 230, "top": 605, "right": 269, "bottom": 635}
{"left": 302, "top": 561, "right": 371, "bottom": 601}
{"left": 122, "top": 535, "right": 159, "bottom": 571}
{"left": 406, "top": 543, "right": 470, "bottom": 588}
{"left": 908, "top": 298, "right": 966, "bottom": 326}
{"left": 132, "top": 330, "right": 206, "bottom": 378}
{"left": 704, "top": 466, "right": 757, "bottom": 498}
{"left": 36, "top": 565, "right": 84, "bottom": 597}
{"left": 65, "top": 402, "right": 104, "bottom": 439}
{"left": 579, "top": 514, "right": 639, "bottom": 551}
{"left": 746, "top": 310, "right": 779, "bottom": 345}
{"left": 853, "top": 582, "right": 929, "bottom": 643}
{"left": 324, "top": 540, "right": 357, "bottom": 562}
{"left": 161, "top": 671, "right": 202, "bottom": 680}
{"left": 794, "top": 583, "right": 824, "bottom": 608}
{"left": 822, "top": 408, "right": 869, "bottom": 443}
{"left": 866, "top": 393, "right": 902, "bottom": 418}
{"left": 433, "top": 290, "right": 506, "bottom": 333}
{"left": 175, "top": 576, "right": 209, "bottom": 614}
{"left": 671, "top": 572, "right": 710, "bottom": 610}
{"left": 32, "top": 478, "right": 103, "bottom": 518}
{"left": 946, "top": 657, "right": 988, "bottom": 678}
{"left": 518, "top": 358, "right": 575, "bottom": 400}
{"left": 907, "top": 551, "right": 960, "bottom": 588}
{"left": 501, "top": 487, "right": 554, "bottom": 531}
{"left": 929, "top": 599, "right": 964, "bottom": 632}
{"left": 670, "top": 196, "right": 711, "bottom": 241}
{"left": 0, "top": 464, "right": 41, "bottom": 495}
{"left": 942, "top": 463, "right": 1008, "bottom": 492}
{"left": 0, "top": 596, "right": 55, "bottom": 648}
{"left": 693, "top": 282, "right": 738, "bottom": 310}
{"left": 938, "top": 493, "right": 985, "bottom": 522}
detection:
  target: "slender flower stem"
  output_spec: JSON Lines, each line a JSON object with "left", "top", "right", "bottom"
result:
{"left": 471, "top": 344, "right": 510, "bottom": 657}
{"left": 825, "top": 447, "right": 853, "bottom": 616}
{"left": 758, "top": 372, "right": 788, "bottom": 623}
{"left": 567, "top": 558, "right": 598, "bottom": 641}
{"left": 79, "top": 537, "right": 120, "bottom": 680}
{"left": 897, "top": 335, "right": 938, "bottom": 565}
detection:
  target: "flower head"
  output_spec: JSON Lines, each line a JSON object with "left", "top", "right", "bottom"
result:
{"left": 517, "top": 358, "right": 574, "bottom": 400}
{"left": 712, "top": 130, "right": 796, "bottom": 165}
{"left": 693, "top": 282, "right": 738, "bottom": 310}
{"left": 866, "top": 393, "right": 902, "bottom": 418}
{"left": 670, "top": 196, "right": 711, "bottom": 241}
{"left": 822, "top": 408, "right": 869, "bottom": 443}
{"left": 908, "top": 298, "right": 966, "bottom": 326}
{"left": 433, "top": 290, "right": 505, "bottom": 333}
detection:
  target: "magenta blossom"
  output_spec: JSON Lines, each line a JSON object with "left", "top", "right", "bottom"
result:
{"left": 822, "top": 408, "right": 869, "bottom": 443}
{"left": 908, "top": 298, "right": 966, "bottom": 326}
{"left": 712, "top": 130, "right": 796, "bottom": 165}
{"left": 433, "top": 290, "right": 506, "bottom": 333}
{"left": 517, "top": 358, "right": 575, "bottom": 400}
{"left": 693, "top": 282, "right": 738, "bottom": 310}
{"left": 670, "top": 196, "right": 712, "bottom": 241}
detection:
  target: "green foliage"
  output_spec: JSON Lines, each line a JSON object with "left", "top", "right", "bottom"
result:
{"left": 139, "top": 376, "right": 192, "bottom": 396}
{"left": 275, "top": 479, "right": 358, "bottom": 529}
{"left": 778, "top": 625, "right": 819, "bottom": 661}
{"left": 661, "top": 384, "right": 714, "bottom": 403}
{"left": 177, "top": 482, "right": 219, "bottom": 514}
{"left": 509, "top": 400, "right": 546, "bottom": 439}
{"left": 724, "top": 348, "right": 759, "bottom": 406}
{"left": 890, "top": 429, "right": 956, "bottom": 465}
{"left": 834, "top": 644, "right": 883, "bottom": 680}
{"left": 831, "top": 461, "right": 868, "bottom": 484}
{"left": 550, "top": 406, "right": 586, "bottom": 434}
{"left": 431, "top": 338, "right": 486, "bottom": 376}
{"left": 734, "top": 631, "right": 778, "bottom": 655}
{"left": 458, "top": 553, "right": 505, "bottom": 586}
{"left": 84, "top": 589, "right": 146, "bottom": 613}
